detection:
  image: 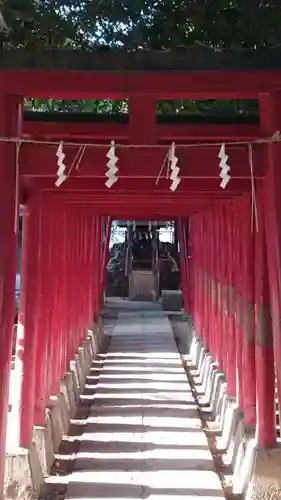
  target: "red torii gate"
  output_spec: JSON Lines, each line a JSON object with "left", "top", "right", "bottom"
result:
{"left": 1, "top": 50, "right": 281, "bottom": 496}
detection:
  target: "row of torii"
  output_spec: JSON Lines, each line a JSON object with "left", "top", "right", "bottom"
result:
{"left": 55, "top": 141, "right": 230, "bottom": 191}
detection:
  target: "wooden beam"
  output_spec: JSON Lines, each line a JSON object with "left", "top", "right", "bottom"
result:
{"left": 23, "top": 121, "right": 261, "bottom": 142}
{"left": 1, "top": 69, "right": 281, "bottom": 98}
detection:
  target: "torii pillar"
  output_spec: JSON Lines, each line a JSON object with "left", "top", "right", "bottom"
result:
{"left": 0, "top": 94, "right": 22, "bottom": 493}
{"left": 247, "top": 92, "right": 281, "bottom": 498}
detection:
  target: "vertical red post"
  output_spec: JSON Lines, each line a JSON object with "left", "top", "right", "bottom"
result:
{"left": 241, "top": 195, "right": 256, "bottom": 426}
{"left": 225, "top": 203, "right": 236, "bottom": 398}
{"left": 0, "top": 94, "right": 21, "bottom": 487}
{"left": 233, "top": 199, "right": 244, "bottom": 410}
{"left": 207, "top": 211, "right": 214, "bottom": 358}
{"left": 47, "top": 202, "right": 61, "bottom": 395}
{"left": 260, "top": 92, "right": 281, "bottom": 418}
{"left": 254, "top": 187, "right": 276, "bottom": 447}
{"left": 212, "top": 208, "right": 221, "bottom": 367}
{"left": 100, "top": 216, "right": 112, "bottom": 304}
{"left": 92, "top": 216, "right": 102, "bottom": 322}
{"left": 201, "top": 213, "right": 209, "bottom": 350}
{"left": 217, "top": 207, "right": 225, "bottom": 372}
{"left": 178, "top": 218, "right": 189, "bottom": 313}
{"left": 191, "top": 215, "right": 200, "bottom": 334}
{"left": 34, "top": 200, "right": 50, "bottom": 426}
{"left": 19, "top": 198, "right": 41, "bottom": 447}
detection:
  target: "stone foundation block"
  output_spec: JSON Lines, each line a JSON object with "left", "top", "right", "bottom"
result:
{"left": 232, "top": 427, "right": 256, "bottom": 497}
{"left": 194, "top": 350, "right": 209, "bottom": 389}
{"left": 96, "top": 319, "right": 105, "bottom": 348}
{"left": 224, "top": 417, "right": 246, "bottom": 472}
{"left": 72, "top": 352, "right": 85, "bottom": 392}
{"left": 82, "top": 338, "right": 92, "bottom": 368}
{"left": 190, "top": 337, "right": 202, "bottom": 367}
{"left": 87, "top": 330, "right": 97, "bottom": 356}
{"left": 201, "top": 353, "right": 213, "bottom": 394}
{"left": 217, "top": 397, "right": 242, "bottom": 452}
{"left": 86, "top": 331, "right": 95, "bottom": 357}
{"left": 4, "top": 443, "right": 44, "bottom": 500}
{"left": 77, "top": 346, "right": 88, "bottom": 382}
{"left": 48, "top": 393, "right": 69, "bottom": 453}
{"left": 243, "top": 447, "right": 281, "bottom": 500}
{"left": 197, "top": 346, "right": 206, "bottom": 378}
{"left": 194, "top": 340, "right": 203, "bottom": 369}
{"left": 214, "top": 384, "right": 227, "bottom": 423}
{"left": 209, "top": 370, "right": 225, "bottom": 416}
{"left": 61, "top": 371, "right": 79, "bottom": 418}
{"left": 32, "top": 416, "right": 54, "bottom": 477}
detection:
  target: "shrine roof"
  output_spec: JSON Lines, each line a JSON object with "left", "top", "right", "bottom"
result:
{"left": 1, "top": 48, "right": 281, "bottom": 71}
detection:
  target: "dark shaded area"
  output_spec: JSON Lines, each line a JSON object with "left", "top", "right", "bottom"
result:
{"left": 1, "top": 48, "right": 281, "bottom": 71}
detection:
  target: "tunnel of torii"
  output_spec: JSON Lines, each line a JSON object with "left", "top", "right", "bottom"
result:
{"left": 1, "top": 49, "right": 281, "bottom": 497}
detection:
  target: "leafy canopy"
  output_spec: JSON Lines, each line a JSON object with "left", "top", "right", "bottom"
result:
{"left": 2, "top": 0, "right": 277, "bottom": 114}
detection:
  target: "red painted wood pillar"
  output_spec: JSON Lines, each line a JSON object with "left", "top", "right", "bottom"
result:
{"left": 34, "top": 201, "right": 50, "bottom": 426}
{"left": 198, "top": 215, "right": 204, "bottom": 339}
{"left": 217, "top": 206, "right": 225, "bottom": 372}
{"left": 66, "top": 207, "right": 75, "bottom": 361}
{"left": 42, "top": 207, "right": 57, "bottom": 400}
{"left": 19, "top": 198, "right": 41, "bottom": 447}
{"left": 205, "top": 212, "right": 211, "bottom": 352}
{"left": 92, "top": 216, "right": 102, "bottom": 322}
{"left": 225, "top": 202, "right": 236, "bottom": 398}
{"left": 129, "top": 97, "right": 156, "bottom": 144}
{"left": 84, "top": 214, "right": 91, "bottom": 329}
{"left": 190, "top": 217, "right": 197, "bottom": 329}
{"left": 77, "top": 213, "right": 84, "bottom": 343}
{"left": 75, "top": 213, "right": 82, "bottom": 346}
{"left": 184, "top": 219, "right": 191, "bottom": 313}
{"left": 48, "top": 202, "right": 62, "bottom": 395}
{"left": 259, "top": 92, "right": 281, "bottom": 418}
{"left": 0, "top": 94, "right": 22, "bottom": 486}
{"left": 78, "top": 213, "right": 85, "bottom": 338}
{"left": 221, "top": 205, "right": 228, "bottom": 376}
{"left": 206, "top": 211, "right": 213, "bottom": 357}
{"left": 178, "top": 218, "right": 189, "bottom": 313}
{"left": 69, "top": 211, "right": 78, "bottom": 357}
{"left": 209, "top": 209, "right": 217, "bottom": 361}
{"left": 59, "top": 205, "right": 68, "bottom": 377}
{"left": 206, "top": 211, "right": 212, "bottom": 356}
{"left": 212, "top": 208, "right": 220, "bottom": 367}
{"left": 100, "top": 217, "right": 111, "bottom": 302}
{"left": 254, "top": 187, "right": 276, "bottom": 447}
{"left": 194, "top": 215, "right": 201, "bottom": 335}
{"left": 241, "top": 195, "right": 256, "bottom": 426}
{"left": 195, "top": 215, "right": 201, "bottom": 336}
{"left": 233, "top": 199, "right": 244, "bottom": 410}
{"left": 201, "top": 213, "right": 209, "bottom": 349}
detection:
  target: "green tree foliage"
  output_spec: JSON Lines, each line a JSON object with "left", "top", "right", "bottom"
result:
{"left": 3, "top": 1, "right": 281, "bottom": 50}
{"left": 2, "top": 0, "right": 278, "bottom": 114}
{"left": 24, "top": 98, "right": 128, "bottom": 113}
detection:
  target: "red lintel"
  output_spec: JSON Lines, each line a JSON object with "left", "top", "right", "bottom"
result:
{"left": 1, "top": 70, "right": 281, "bottom": 98}
{"left": 23, "top": 121, "right": 261, "bottom": 142}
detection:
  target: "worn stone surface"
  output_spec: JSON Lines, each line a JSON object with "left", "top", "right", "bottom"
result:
{"left": 4, "top": 447, "right": 37, "bottom": 500}
{"left": 245, "top": 448, "right": 281, "bottom": 500}
{"left": 62, "top": 303, "right": 224, "bottom": 500}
